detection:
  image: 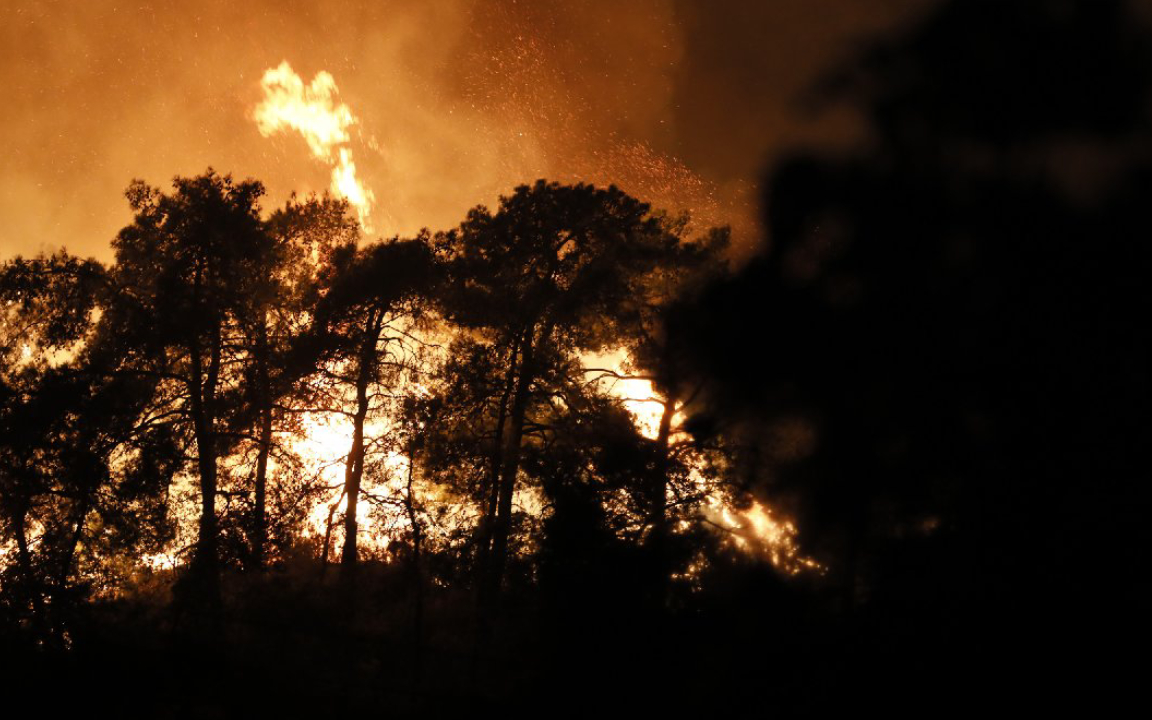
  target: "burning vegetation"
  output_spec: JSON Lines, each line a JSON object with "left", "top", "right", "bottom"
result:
{"left": 0, "top": 51, "right": 825, "bottom": 709}
{"left": 0, "top": 163, "right": 823, "bottom": 714}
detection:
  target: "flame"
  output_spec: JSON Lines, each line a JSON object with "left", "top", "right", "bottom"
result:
{"left": 253, "top": 61, "right": 376, "bottom": 231}
{"left": 705, "top": 498, "right": 822, "bottom": 575}
{"left": 582, "top": 349, "right": 682, "bottom": 440}
{"left": 584, "top": 348, "right": 822, "bottom": 574}
{"left": 130, "top": 351, "right": 818, "bottom": 575}
{"left": 293, "top": 413, "right": 394, "bottom": 554}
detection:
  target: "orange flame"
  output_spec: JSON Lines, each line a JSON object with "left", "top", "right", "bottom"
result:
{"left": 253, "top": 61, "right": 376, "bottom": 231}
{"left": 584, "top": 349, "right": 821, "bottom": 574}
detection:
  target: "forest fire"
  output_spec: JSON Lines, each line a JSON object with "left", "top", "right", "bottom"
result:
{"left": 1, "top": 43, "right": 820, "bottom": 643}
{"left": 6, "top": 0, "right": 1127, "bottom": 713}
{"left": 277, "top": 346, "right": 819, "bottom": 572}
{"left": 251, "top": 63, "right": 814, "bottom": 574}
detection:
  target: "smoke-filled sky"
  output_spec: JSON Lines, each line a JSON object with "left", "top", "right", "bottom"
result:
{"left": 1, "top": 0, "right": 934, "bottom": 261}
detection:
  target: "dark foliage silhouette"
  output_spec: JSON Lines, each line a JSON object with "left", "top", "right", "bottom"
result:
{"left": 665, "top": 0, "right": 1151, "bottom": 708}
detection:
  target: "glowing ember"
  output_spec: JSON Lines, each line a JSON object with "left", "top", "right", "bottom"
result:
{"left": 253, "top": 61, "right": 376, "bottom": 231}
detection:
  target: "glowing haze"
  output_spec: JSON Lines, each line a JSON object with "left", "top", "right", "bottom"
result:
{"left": 0, "top": 0, "right": 932, "bottom": 261}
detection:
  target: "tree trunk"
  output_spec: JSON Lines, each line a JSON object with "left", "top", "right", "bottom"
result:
{"left": 341, "top": 314, "right": 379, "bottom": 569}
{"left": 486, "top": 329, "right": 535, "bottom": 598}
{"left": 649, "top": 397, "right": 676, "bottom": 608}
{"left": 320, "top": 489, "right": 345, "bottom": 572}
{"left": 404, "top": 443, "right": 425, "bottom": 687}
{"left": 251, "top": 318, "right": 272, "bottom": 570}
{"left": 188, "top": 317, "right": 222, "bottom": 604}
{"left": 475, "top": 337, "right": 520, "bottom": 581}
{"left": 56, "top": 488, "right": 94, "bottom": 592}
{"left": 11, "top": 503, "right": 46, "bottom": 626}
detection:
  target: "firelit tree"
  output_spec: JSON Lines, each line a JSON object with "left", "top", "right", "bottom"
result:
{"left": 0, "top": 253, "right": 106, "bottom": 636}
{"left": 98, "top": 170, "right": 276, "bottom": 604}
{"left": 598, "top": 218, "right": 730, "bottom": 606}
{"left": 438, "top": 180, "right": 693, "bottom": 603}
{"left": 230, "top": 195, "right": 359, "bottom": 570}
{"left": 0, "top": 253, "right": 173, "bottom": 642}
{"left": 304, "top": 236, "right": 436, "bottom": 571}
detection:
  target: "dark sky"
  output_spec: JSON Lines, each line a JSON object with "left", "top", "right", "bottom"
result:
{"left": 0, "top": 0, "right": 935, "bottom": 261}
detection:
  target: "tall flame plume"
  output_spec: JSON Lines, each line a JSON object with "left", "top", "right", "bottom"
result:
{"left": 253, "top": 61, "right": 376, "bottom": 231}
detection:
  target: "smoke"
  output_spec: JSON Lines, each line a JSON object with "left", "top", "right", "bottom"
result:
{"left": 0, "top": 0, "right": 931, "bottom": 260}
